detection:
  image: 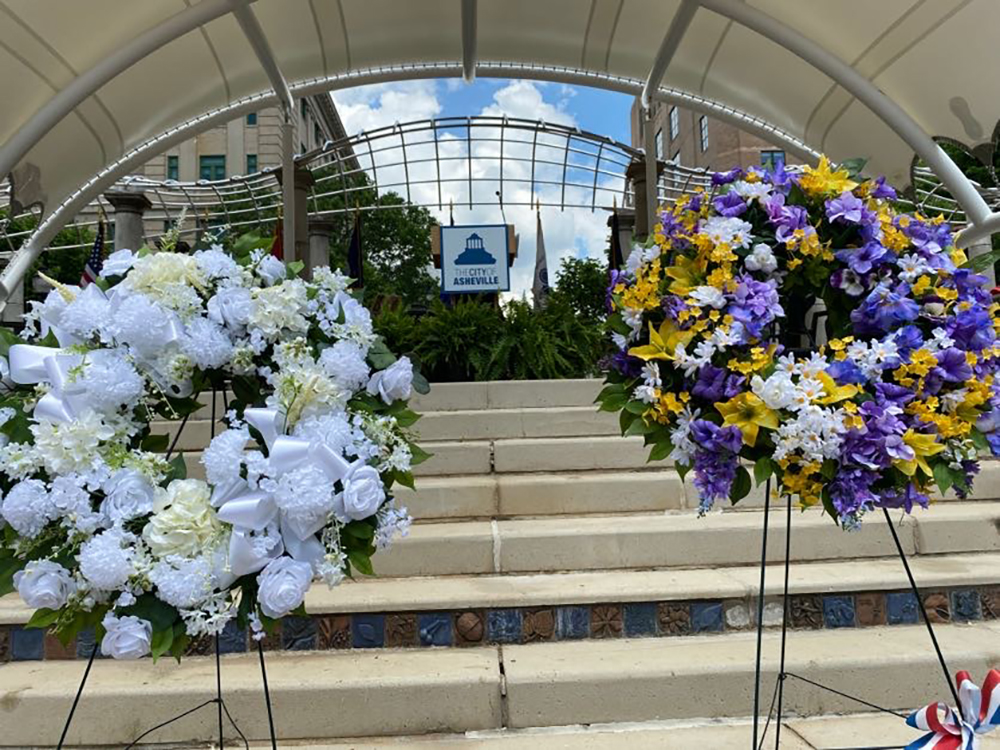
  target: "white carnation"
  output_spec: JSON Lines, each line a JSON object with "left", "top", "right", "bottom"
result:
{"left": 319, "top": 341, "right": 370, "bottom": 392}
{"left": 201, "top": 428, "right": 249, "bottom": 486}
{"left": 78, "top": 529, "right": 136, "bottom": 590}
{"left": 269, "top": 465, "right": 335, "bottom": 540}
{"left": 78, "top": 349, "right": 145, "bottom": 413}
{"left": 2, "top": 479, "right": 54, "bottom": 538}
{"left": 194, "top": 247, "right": 241, "bottom": 284}
{"left": 149, "top": 555, "right": 214, "bottom": 609}
{"left": 181, "top": 317, "right": 234, "bottom": 369}
{"left": 105, "top": 294, "right": 181, "bottom": 360}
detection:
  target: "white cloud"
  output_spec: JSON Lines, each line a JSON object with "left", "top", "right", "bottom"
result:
{"left": 332, "top": 79, "right": 611, "bottom": 301}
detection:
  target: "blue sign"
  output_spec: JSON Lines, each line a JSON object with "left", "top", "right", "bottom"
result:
{"left": 440, "top": 224, "right": 510, "bottom": 293}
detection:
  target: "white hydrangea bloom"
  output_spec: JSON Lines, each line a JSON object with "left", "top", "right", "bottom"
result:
{"left": 248, "top": 280, "right": 310, "bottom": 338}
{"left": 149, "top": 555, "right": 214, "bottom": 609}
{"left": 77, "top": 349, "right": 145, "bottom": 413}
{"left": 319, "top": 340, "right": 370, "bottom": 393}
{"left": 78, "top": 529, "right": 137, "bottom": 590}
{"left": 1, "top": 479, "right": 54, "bottom": 538}
{"left": 31, "top": 410, "right": 114, "bottom": 476}
{"left": 201, "top": 428, "right": 249, "bottom": 486}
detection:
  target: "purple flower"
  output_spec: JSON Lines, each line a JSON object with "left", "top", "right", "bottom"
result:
{"left": 868, "top": 176, "right": 897, "bottom": 201}
{"left": 946, "top": 308, "right": 996, "bottom": 351}
{"left": 830, "top": 268, "right": 868, "bottom": 296}
{"left": 764, "top": 194, "right": 810, "bottom": 243}
{"left": 850, "top": 283, "right": 919, "bottom": 335}
{"left": 825, "top": 191, "right": 866, "bottom": 224}
{"left": 692, "top": 365, "right": 745, "bottom": 402}
{"left": 834, "top": 242, "right": 888, "bottom": 275}
{"left": 829, "top": 467, "right": 880, "bottom": 519}
{"left": 827, "top": 359, "right": 865, "bottom": 385}
{"left": 892, "top": 325, "right": 924, "bottom": 356}
{"left": 712, "top": 168, "right": 742, "bottom": 186}
{"left": 690, "top": 420, "right": 743, "bottom": 454}
{"left": 730, "top": 275, "right": 784, "bottom": 338}
{"left": 689, "top": 420, "right": 743, "bottom": 513}
{"left": 713, "top": 191, "right": 749, "bottom": 217}
{"left": 933, "top": 347, "right": 973, "bottom": 383}
{"left": 879, "top": 484, "right": 928, "bottom": 513}
{"left": 607, "top": 349, "right": 644, "bottom": 378}
{"left": 874, "top": 382, "right": 915, "bottom": 407}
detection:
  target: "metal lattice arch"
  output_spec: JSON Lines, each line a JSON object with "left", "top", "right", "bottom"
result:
{"left": 2, "top": 0, "right": 1000, "bottom": 301}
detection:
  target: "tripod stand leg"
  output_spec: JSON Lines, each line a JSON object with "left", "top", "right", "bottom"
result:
{"left": 773, "top": 494, "right": 792, "bottom": 748}
{"left": 57, "top": 641, "right": 99, "bottom": 749}
{"left": 216, "top": 632, "right": 224, "bottom": 750}
{"left": 258, "top": 641, "right": 277, "bottom": 750}
{"left": 752, "top": 477, "right": 772, "bottom": 749}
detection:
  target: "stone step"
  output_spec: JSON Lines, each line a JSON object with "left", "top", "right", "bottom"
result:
{"left": 4, "top": 624, "right": 998, "bottom": 746}
{"left": 410, "top": 380, "right": 602, "bottom": 413}
{"left": 369, "top": 502, "right": 1000, "bottom": 578}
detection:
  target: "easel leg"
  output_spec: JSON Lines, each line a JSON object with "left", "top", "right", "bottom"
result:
{"left": 773, "top": 494, "right": 792, "bottom": 748}
{"left": 258, "top": 641, "right": 278, "bottom": 749}
{"left": 57, "top": 642, "right": 98, "bottom": 749}
{"left": 752, "top": 477, "right": 772, "bottom": 749}
{"left": 216, "top": 632, "right": 224, "bottom": 750}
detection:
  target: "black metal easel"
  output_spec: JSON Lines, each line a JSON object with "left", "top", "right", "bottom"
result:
{"left": 55, "top": 386, "right": 279, "bottom": 749}
{"left": 749, "top": 479, "right": 962, "bottom": 750}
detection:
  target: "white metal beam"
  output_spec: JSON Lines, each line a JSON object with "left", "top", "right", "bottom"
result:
{"left": 955, "top": 211, "right": 1000, "bottom": 249}
{"left": 694, "top": 0, "right": 992, "bottom": 227}
{"left": 0, "top": 62, "right": 821, "bottom": 305}
{"left": 231, "top": 1, "right": 295, "bottom": 258}
{"left": 0, "top": 0, "right": 246, "bottom": 183}
{"left": 641, "top": 0, "right": 699, "bottom": 110}
{"left": 461, "top": 0, "right": 478, "bottom": 83}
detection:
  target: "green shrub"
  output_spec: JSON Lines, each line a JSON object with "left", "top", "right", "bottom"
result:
{"left": 413, "top": 299, "right": 503, "bottom": 382}
{"left": 373, "top": 301, "right": 419, "bottom": 358}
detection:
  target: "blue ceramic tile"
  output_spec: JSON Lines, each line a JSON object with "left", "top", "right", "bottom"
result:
{"left": 823, "top": 596, "right": 856, "bottom": 628}
{"left": 887, "top": 592, "right": 919, "bottom": 625}
{"left": 623, "top": 603, "right": 658, "bottom": 637}
{"left": 11, "top": 627, "right": 44, "bottom": 661}
{"left": 218, "top": 620, "right": 247, "bottom": 653}
{"left": 418, "top": 613, "right": 453, "bottom": 646}
{"left": 951, "top": 589, "right": 982, "bottom": 622}
{"left": 352, "top": 614, "right": 385, "bottom": 648}
{"left": 76, "top": 627, "right": 102, "bottom": 659}
{"left": 691, "top": 602, "right": 723, "bottom": 633}
{"left": 282, "top": 616, "right": 317, "bottom": 651}
{"left": 555, "top": 607, "right": 590, "bottom": 640}
{"left": 487, "top": 610, "right": 523, "bottom": 643}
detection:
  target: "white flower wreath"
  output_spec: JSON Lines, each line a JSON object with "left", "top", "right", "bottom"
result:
{"left": 0, "top": 234, "right": 426, "bottom": 660}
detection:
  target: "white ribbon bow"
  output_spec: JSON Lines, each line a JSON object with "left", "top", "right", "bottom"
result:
{"left": 9, "top": 344, "right": 91, "bottom": 422}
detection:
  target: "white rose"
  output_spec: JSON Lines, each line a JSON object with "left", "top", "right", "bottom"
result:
{"left": 207, "top": 287, "right": 252, "bottom": 329}
{"left": 14, "top": 560, "right": 75, "bottom": 610}
{"left": 256, "top": 557, "right": 312, "bottom": 618}
{"left": 142, "top": 479, "right": 221, "bottom": 558}
{"left": 335, "top": 464, "right": 385, "bottom": 521}
{"left": 101, "top": 469, "right": 156, "bottom": 525}
{"left": 366, "top": 356, "right": 413, "bottom": 404}
{"left": 745, "top": 243, "right": 778, "bottom": 274}
{"left": 101, "top": 613, "right": 152, "bottom": 659}
{"left": 100, "top": 249, "right": 137, "bottom": 278}
{"left": 257, "top": 255, "right": 286, "bottom": 286}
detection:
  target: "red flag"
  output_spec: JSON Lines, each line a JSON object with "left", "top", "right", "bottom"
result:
{"left": 270, "top": 218, "right": 283, "bottom": 260}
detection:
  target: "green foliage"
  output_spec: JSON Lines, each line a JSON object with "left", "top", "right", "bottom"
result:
{"left": 0, "top": 207, "right": 95, "bottom": 301}
{"left": 549, "top": 256, "right": 609, "bottom": 323}
{"left": 412, "top": 299, "right": 503, "bottom": 382}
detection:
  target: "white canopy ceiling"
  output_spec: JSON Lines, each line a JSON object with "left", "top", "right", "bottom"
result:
{"left": 1, "top": 0, "right": 997, "bottom": 227}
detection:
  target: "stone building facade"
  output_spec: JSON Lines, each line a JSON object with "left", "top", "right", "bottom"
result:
{"left": 630, "top": 98, "right": 801, "bottom": 173}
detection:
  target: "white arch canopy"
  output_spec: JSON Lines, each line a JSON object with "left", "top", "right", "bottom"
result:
{"left": 2, "top": 0, "right": 999, "bottom": 298}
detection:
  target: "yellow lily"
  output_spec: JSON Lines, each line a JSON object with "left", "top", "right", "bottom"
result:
{"left": 715, "top": 392, "right": 779, "bottom": 447}
{"left": 815, "top": 372, "right": 859, "bottom": 405}
{"left": 629, "top": 320, "right": 696, "bottom": 362}
{"left": 893, "top": 429, "right": 946, "bottom": 477}
{"left": 666, "top": 254, "right": 707, "bottom": 295}
{"left": 798, "top": 156, "right": 858, "bottom": 196}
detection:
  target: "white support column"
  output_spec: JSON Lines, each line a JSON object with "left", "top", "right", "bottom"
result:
{"left": 955, "top": 211, "right": 1000, "bottom": 249}
{"left": 461, "top": 0, "right": 478, "bottom": 83}
{"left": 281, "top": 116, "right": 297, "bottom": 261}
{"left": 641, "top": 0, "right": 699, "bottom": 110}
{"left": 643, "top": 108, "right": 659, "bottom": 238}
{"left": 0, "top": 0, "right": 244, "bottom": 181}
{"left": 693, "top": 0, "right": 991, "bottom": 227}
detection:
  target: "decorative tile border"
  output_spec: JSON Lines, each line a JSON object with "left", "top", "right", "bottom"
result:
{"left": 3, "top": 585, "right": 997, "bottom": 661}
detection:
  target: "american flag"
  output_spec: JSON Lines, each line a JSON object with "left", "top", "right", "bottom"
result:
{"left": 80, "top": 214, "right": 106, "bottom": 286}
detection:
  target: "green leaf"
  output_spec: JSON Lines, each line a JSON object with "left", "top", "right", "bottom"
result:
{"left": 0, "top": 327, "right": 21, "bottom": 359}
{"left": 933, "top": 461, "right": 954, "bottom": 495}
{"left": 150, "top": 626, "right": 174, "bottom": 661}
{"left": 412, "top": 370, "right": 431, "bottom": 395}
{"left": 344, "top": 521, "right": 375, "bottom": 541}
{"left": 970, "top": 428, "right": 990, "bottom": 452}
{"left": 121, "top": 594, "right": 179, "bottom": 632}
{"left": 347, "top": 550, "right": 375, "bottom": 576}
{"left": 0, "top": 553, "right": 22, "bottom": 598}
{"left": 409, "top": 442, "right": 432, "bottom": 466}
{"left": 25, "top": 608, "right": 60, "bottom": 630}
{"left": 141, "top": 433, "right": 170, "bottom": 452}
{"left": 625, "top": 417, "right": 654, "bottom": 437}
{"left": 838, "top": 157, "right": 868, "bottom": 178}
{"left": 753, "top": 457, "right": 775, "bottom": 487}
{"left": 647, "top": 440, "right": 673, "bottom": 463}
{"left": 619, "top": 408, "right": 636, "bottom": 436}
{"left": 624, "top": 400, "right": 648, "bottom": 415}
{"left": 962, "top": 246, "right": 1000, "bottom": 273}
{"left": 393, "top": 408, "right": 421, "bottom": 428}
{"left": 393, "top": 470, "right": 416, "bottom": 490}
{"left": 165, "top": 455, "right": 187, "bottom": 482}
{"left": 599, "top": 392, "right": 628, "bottom": 412}
{"left": 676, "top": 461, "right": 691, "bottom": 483}
{"left": 287, "top": 260, "right": 305, "bottom": 277}
{"left": 367, "top": 338, "right": 397, "bottom": 369}
{"left": 729, "top": 466, "right": 752, "bottom": 504}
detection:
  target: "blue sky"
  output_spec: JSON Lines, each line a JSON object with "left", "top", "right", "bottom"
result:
{"left": 332, "top": 78, "right": 635, "bottom": 299}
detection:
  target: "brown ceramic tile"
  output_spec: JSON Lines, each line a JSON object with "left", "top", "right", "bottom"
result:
{"left": 385, "top": 614, "right": 417, "bottom": 647}
{"left": 44, "top": 632, "right": 77, "bottom": 660}
{"left": 522, "top": 609, "right": 555, "bottom": 643}
{"left": 855, "top": 593, "right": 887, "bottom": 627}
{"left": 923, "top": 593, "right": 950, "bottom": 624}
{"left": 591, "top": 605, "right": 623, "bottom": 639}
{"left": 657, "top": 603, "right": 691, "bottom": 635}
{"left": 455, "top": 611, "right": 484, "bottom": 645}
{"left": 184, "top": 634, "right": 214, "bottom": 656}
{"left": 0, "top": 628, "right": 10, "bottom": 662}
{"left": 258, "top": 623, "right": 283, "bottom": 652}
{"left": 316, "top": 615, "right": 351, "bottom": 650}
{"left": 788, "top": 595, "right": 823, "bottom": 629}
{"left": 981, "top": 588, "right": 1000, "bottom": 620}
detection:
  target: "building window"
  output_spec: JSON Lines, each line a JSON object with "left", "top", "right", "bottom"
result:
{"left": 761, "top": 149, "right": 786, "bottom": 171}
{"left": 315, "top": 123, "right": 323, "bottom": 145}
{"left": 654, "top": 129, "right": 664, "bottom": 159}
{"left": 669, "top": 106, "right": 679, "bottom": 140}
{"left": 699, "top": 116, "right": 709, "bottom": 153}
{"left": 300, "top": 99, "right": 308, "bottom": 119}
{"left": 300, "top": 142, "right": 307, "bottom": 154}
{"left": 167, "top": 155, "right": 179, "bottom": 181}
{"left": 199, "top": 155, "right": 226, "bottom": 181}
{"left": 246, "top": 112, "right": 257, "bottom": 126}
{"left": 672, "top": 150, "right": 681, "bottom": 166}
{"left": 246, "top": 154, "right": 257, "bottom": 174}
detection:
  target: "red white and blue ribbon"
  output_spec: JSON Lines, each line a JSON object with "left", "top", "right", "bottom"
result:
{"left": 906, "top": 670, "right": 1000, "bottom": 749}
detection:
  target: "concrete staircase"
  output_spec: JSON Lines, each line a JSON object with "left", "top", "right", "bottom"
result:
{"left": 1, "top": 379, "right": 999, "bottom": 748}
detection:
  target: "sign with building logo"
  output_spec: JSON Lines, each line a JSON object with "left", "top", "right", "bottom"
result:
{"left": 439, "top": 225, "right": 511, "bottom": 293}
